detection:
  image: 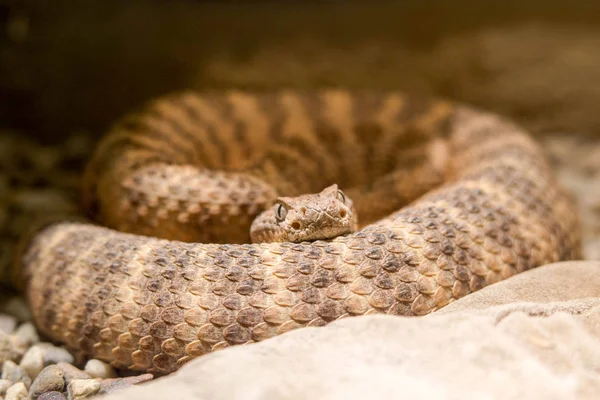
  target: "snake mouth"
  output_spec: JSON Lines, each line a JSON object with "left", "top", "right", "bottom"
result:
{"left": 291, "top": 224, "right": 354, "bottom": 242}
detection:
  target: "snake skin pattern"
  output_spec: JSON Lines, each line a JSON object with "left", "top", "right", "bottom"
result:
{"left": 17, "top": 90, "right": 581, "bottom": 374}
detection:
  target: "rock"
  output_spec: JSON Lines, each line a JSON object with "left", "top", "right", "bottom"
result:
{"left": 38, "top": 344, "right": 74, "bottom": 366}
{"left": 0, "top": 315, "right": 17, "bottom": 334}
{"left": 12, "top": 323, "right": 40, "bottom": 349}
{"left": 98, "top": 262, "right": 600, "bottom": 400}
{"left": 5, "top": 382, "right": 28, "bottom": 400}
{"left": 55, "top": 363, "right": 90, "bottom": 385}
{"left": 38, "top": 392, "right": 66, "bottom": 400}
{"left": 0, "top": 333, "right": 25, "bottom": 364}
{"left": 83, "top": 359, "right": 116, "bottom": 379}
{"left": 20, "top": 346, "right": 44, "bottom": 380}
{"left": 2, "top": 360, "right": 31, "bottom": 388}
{"left": 0, "top": 378, "right": 13, "bottom": 395}
{"left": 28, "top": 365, "right": 64, "bottom": 399}
{"left": 435, "top": 261, "right": 600, "bottom": 314}
{"left": 98, "top": 374, "right": 153, "bottom": 395}
{"left": 0, "top": 297, "right": 32, "bottom": 323}
{"left": 20, "top": 344, "right": 74, "bottom": 381}
{"left": 67, "top": 379, "right": 100, "bottom": 400}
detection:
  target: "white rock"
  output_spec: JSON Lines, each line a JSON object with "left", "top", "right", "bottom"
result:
{"left": 0, "top": 378, "right": 12, "bottom": 395}
{"left": 38, "top": 343, "right": 74, "bottom": 365}
{"left": 0, "top": 315, "right": 17, "bottom": 334}
{"left": 2, "top": 360, "right": 31, "bottom": 388}
{"left": 0, "top": 333, "right": 25, "bottom": 364}
{"left": 83, "top": 360, "right": 116, "bottom": 379}
{"left": 19, "top": 346, "right": 44, "bottom": 380}
{"left": 0, "top": 298, "right": 32, "bottom": 323}
{"left": 11, "top": 323, "right": 39, "bottom": 350}
{"left": 67, "top": 379, "right": 100, "bottom": 400}
{"left": 5, "top": 382, "right": 28, "bottom": 400}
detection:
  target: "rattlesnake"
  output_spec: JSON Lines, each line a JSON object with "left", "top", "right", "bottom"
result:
{"left": 16, "top": 90, "right": 581, "bottom": 374}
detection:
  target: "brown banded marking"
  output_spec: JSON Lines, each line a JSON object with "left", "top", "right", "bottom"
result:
{"left": 351, "top": 92, "right": 389, "bottom": 178}
{"left": 175, "top": 94, "right": 231, "bottom": 168}
{"left": 227, "top": 91, "right": 271, "bottom": 165}
{"left": 276, "top": 92, "right": 339, "bottom": 187}
{"left": 295, "top": 92, "right": 355, "bottom": 188}
{"left": 150, "top": 94, "right": 218, "bottom": 166}
{"left": 320, "top": 90, "right": 368, "bottom": 187}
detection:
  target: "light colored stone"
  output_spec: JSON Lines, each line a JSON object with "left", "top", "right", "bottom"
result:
{"left": 11, "top": 323, "right": 39, "bottom": 349}
{"left": 0, "top": 315, "right": 17, "bottom": 334}
{"left": 67, "top": 379, "right": 100, "bottom": 400}
{"left": 0, "top": 378, "right": 13, "bottom": 395}
{"left": 2, "top": 361, "right": 31, "bottom": 388}
{"left": 28, "top": 365, "right": 64, "bottom": 399}
{"left": 38, "top": 344, "right": 73, "bottom": 366}
{"left": 0, "top": 333, "right": 25, "bottom": 364}
{"left": 436, "top": 261, "right": 600, "bottom": 314}
{"left": 83, "top": 360, "right": 116, "bottom": 379}
{"left": 100, "top": 261, "right": 600, "bottom": 400}
{"left": 19, "top": 347, "right": 44, "bottom": 380}
{"left": 20, "top": 344, "right": 74, "bottom": 381}
{"left": 0, "top": 298, "right": 32, "bottom": 323}
{"left": 5, "top": 382, "right": 28, "bottom": 400}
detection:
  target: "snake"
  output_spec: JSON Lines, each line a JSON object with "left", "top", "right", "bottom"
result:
{"left": 14, "top": 90, "right": 581, "bottom": 374}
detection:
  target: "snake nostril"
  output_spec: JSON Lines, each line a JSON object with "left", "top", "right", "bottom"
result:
{"left": 339, "top": 210, "right": 346, "bottom": 218}
{"left": 291, "top": 221, "right": 301, "bottom": 230}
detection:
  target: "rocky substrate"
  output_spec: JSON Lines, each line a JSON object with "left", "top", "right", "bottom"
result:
{"left": 0, "top": 297, "right": 153, "bottom": 400}
{"left": 0, "top": 131, "right": 93, "bottom": 284}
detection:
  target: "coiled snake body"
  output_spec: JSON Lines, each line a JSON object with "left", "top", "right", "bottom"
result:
{"left": 17, "top": 91, "right": 581, "bottom": 373}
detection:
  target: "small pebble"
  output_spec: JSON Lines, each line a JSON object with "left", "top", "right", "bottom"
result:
{"left": 0, "top": 333, "right": 25, "bottom": 364}
{"left": 0, "top": 298, "right": 32, "bottom": 323}
{"left": 12, "top": 323, "right": 40, "bottom": 348}
{"left": 0, "top": 315, "right": 17, "bottom": 334}
{"left": 39, "top": 391, "right": 66, "bottom": 400}
{"left": 55, "top": 363, "right": 90, "bottom": 385}
{"left": 5, "top": 382, "right": 28, "bottom": 400}
{"left": 20, "top": 346, "right": 44, "bottom": 380}
{"left": 2, "top": 360, "right": 32, "bottom": 388}
{"left": 0, "top": 378, "right": 12, "bottom": 394}
{"left": 67, "top": 379, "right": 100, "bottom": 400}
{"left": 28, "top": 365, "right": 64, "bottom": 399}
{"left": 99, "top": 373, "right": 153, "bottom": 395}
{"left": 39, "top": 343, "right": 74, "bottom": 365}
{"left": 83, "top": 359, "right": 116, "bottom": 379}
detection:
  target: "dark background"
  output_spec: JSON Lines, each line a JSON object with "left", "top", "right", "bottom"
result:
{"left": 2, "top": 0, "right": 600, "bottom": 143}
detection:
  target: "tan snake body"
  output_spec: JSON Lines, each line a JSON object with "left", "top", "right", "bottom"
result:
{"left": 17, "top": 90, "right": 581, "bottom": 373}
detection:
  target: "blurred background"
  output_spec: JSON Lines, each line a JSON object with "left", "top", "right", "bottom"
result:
{"left": 1, "top": 0, "right": 600, "bottom": 281}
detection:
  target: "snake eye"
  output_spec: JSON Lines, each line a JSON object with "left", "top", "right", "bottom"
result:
{"left": 337, "top": 190, "right": 346, "bottom": 204}
{"left": 276, "top": 204, "right": 287, "bottom": 220}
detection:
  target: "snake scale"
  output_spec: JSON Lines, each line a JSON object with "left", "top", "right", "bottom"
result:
{"left": 15, "top": 90, "right": 581, "bottom": 374}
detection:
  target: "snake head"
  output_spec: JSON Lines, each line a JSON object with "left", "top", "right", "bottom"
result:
{"left": 249, "top": 184, "right": 358, "bottom": 243}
